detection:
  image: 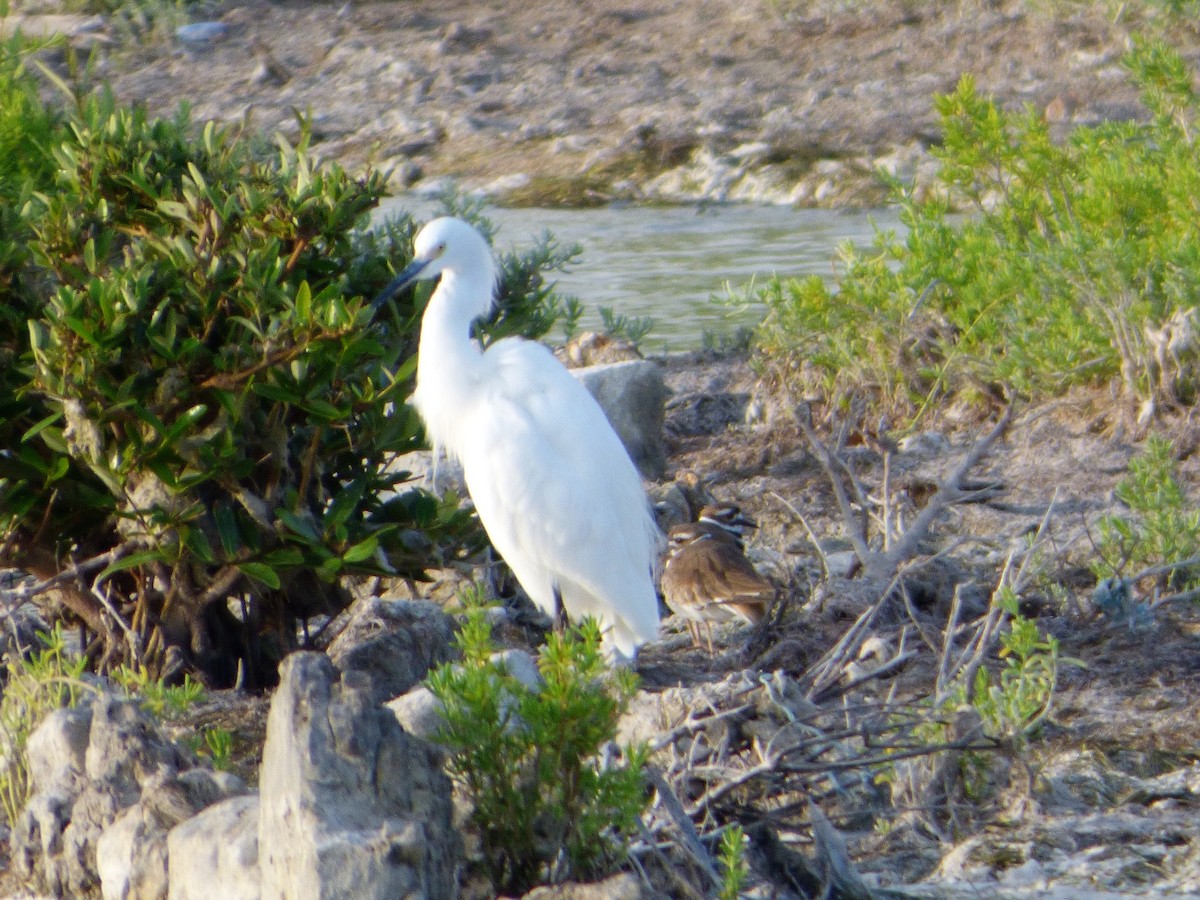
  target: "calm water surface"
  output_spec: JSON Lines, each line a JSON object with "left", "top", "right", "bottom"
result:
{"left": 378, "top": 200, "right": 903, "bottom": 351}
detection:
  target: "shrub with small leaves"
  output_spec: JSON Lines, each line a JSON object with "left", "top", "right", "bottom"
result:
{"left": 717, "top": 825, "right": 751, "bottom": 900}
{"left": 969, "top": 589, "right": 1064, "bottom": 746}
{"left": 1095, "top": 434, "right": 1200, "bottom": 591}
{"left": 751, "top": 38, "right": 1200, "bottom": 423}
{"left": 111, "top": 664, "right": 206, "bottom": 717}
{"left": 427, "top": 590, "right": 648, "bottom": 894}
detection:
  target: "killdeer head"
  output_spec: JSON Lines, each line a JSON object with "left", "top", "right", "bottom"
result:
{"left": 660, "top": 517, "right": 774, "bottom": 652}
{"left": 696, "top": 503, "right": 758, "bottom": 543}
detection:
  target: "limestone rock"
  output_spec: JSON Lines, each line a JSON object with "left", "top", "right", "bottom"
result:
{"left": 326, "top": 597, "right": 457, "bottom": 704}
{"left": 167, "top": 795, "right": 261, "bottom": 900}
{"left": 25, "top": 706, "right": 90, "bottom": 800}
{"left": 98, "top": 768, "right": 247, "bottom": 900}
{"left": 571, "top": 359, "right": 667, "bottom": 479}
{"left": 257, "top": 652, "right": 458, "bottom": 900}
{"left": 386, "top": 686, "right": 445, "bottom": 741}
{"left": 12, "top": 693, "right": 224, "bottom": 899}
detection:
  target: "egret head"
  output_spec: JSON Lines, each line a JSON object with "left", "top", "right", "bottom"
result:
{"left": 371, "top": 216, "right": 497, "bottom": 319}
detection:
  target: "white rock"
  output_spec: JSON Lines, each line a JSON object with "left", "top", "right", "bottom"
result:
{"left": 25, "top": 706, "right": 90, "bottom": 798}
{"left": 387, "top": 686, "right": 444, "bottom": 740}
{"left": 490, "top": 649, "right": 542, "bottom": 691}
{"left": 257, "top": 653, "right": 458, "bottom": 900}
{"left": 167, "top": 795, "right": 260, "bottom": 900}
{"left": 898, "top": 430, "right": 951, "bottom": 456}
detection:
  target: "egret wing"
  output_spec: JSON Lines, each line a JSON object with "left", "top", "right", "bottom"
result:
{"left": 458, "top": 338, "right": 660, "bottom": 651}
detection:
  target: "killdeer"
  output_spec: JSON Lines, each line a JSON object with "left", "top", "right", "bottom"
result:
{"left": 660, "top": 507, "right": 774, "bottom": 652}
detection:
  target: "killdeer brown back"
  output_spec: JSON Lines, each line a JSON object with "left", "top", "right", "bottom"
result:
{"left": 660, "top": 516, "right": 774, "bottom": 652}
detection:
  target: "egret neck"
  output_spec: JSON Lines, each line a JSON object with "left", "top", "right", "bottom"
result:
{"left": 413, "top": 267, "right": 494, "bottom": 461}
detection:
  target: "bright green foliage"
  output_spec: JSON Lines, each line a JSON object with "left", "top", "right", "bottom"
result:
{"left": 0, "top": 47, "right": 580, "bottom": 686}
{"left": 969, "top": 588, "right": 1062, "bottom": 745}
{"left": 0, "top": 626, "right": 90, "bottom": 825}
{"left": 427, "top": 593, "right": 648, "bottom": 893}
{"left": 112, "top": 664, "right": 206, "bottom": 717}
{"left": 200, "top": 725, "right": 234, "bottom": 770}
{"left": 753, "top": 39, "right": 1200, "bottom": 422}
{"left": 1095, "top": 434, "right": 1200, "bottom": 589}
{"left": 0, "top": 37, "right": 62, "bottom": 201}
{"left": 717, "top": 825, "right": 751, "bottom": 900}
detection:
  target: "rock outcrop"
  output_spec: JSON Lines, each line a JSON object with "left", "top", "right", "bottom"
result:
{"left": 12, "top": 631, "right": 460, "bottom": 899}
{"left": 257, "top": 652, "right": 459, "bottom": 900}
{"left": 326, "top": 597, "right": 457, "bottom": 705}
{"left": 13, "top": 694, "right": 244, "bottom": 899}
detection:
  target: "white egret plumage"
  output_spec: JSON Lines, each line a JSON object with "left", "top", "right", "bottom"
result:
{"left": 373, "top": 217, "right": 662, "bottom": 660}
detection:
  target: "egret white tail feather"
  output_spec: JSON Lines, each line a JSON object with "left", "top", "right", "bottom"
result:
{"left": 374, "top": 217, "right": 662, "bottom": 660}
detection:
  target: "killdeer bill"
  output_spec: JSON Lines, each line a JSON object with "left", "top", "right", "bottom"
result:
{"left": 660, "top": 519, "right": 774, "bottom": 652}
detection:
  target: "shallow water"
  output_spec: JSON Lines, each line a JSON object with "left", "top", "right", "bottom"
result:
{"left": 377, "top": 199, "right": 903, "bottom": 351}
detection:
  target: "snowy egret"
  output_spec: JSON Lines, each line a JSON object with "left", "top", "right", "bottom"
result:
{"left": 660, "top": 508, "right": 773, "bottom": 652}
{"left": 373, "top": 217, "right": 662, "bottom": 660}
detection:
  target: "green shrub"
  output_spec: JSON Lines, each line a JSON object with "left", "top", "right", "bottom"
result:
{"left": 969, "top": 589, "right": 1063, "bottom": 745}
{"left": 427, "top": 591, "right": 648, "bottom": 893}
{"left": 1095, "top": 434, "right": 1200, "bottom": 589}
{"left": 753, "top": 38, "right": 1200, "bottom": 423}
{"left": 0, "top": 52, "right": 580, "bottom": 686}
{"left": 717, "top": 825, "right": 750, "bottom": 900}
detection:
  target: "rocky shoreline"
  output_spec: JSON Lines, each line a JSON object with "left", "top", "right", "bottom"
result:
{"left": 12, "top": 0, "right": 1162, "bottom": 206}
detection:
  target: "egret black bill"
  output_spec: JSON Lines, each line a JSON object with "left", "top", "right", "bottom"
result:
{"left": 371, "top": 256, "right": 432, "bottom": 312}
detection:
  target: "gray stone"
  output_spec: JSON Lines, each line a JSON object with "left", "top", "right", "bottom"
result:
{"left": 258, "top": 653, "right": 459, "bottom": 900}
{"left": 386, "top": 686, "right": 444, "bottom": 741}
{"left": 522, "top": 873, "right": 647, "bottom": 899}
{"left": 97, "top": 803, "right": 167, "bottom": 900}
{"left": 14, "top": 695, "right": 189, "bottom": 896}
{"left": 25, "top": 706, "right": 90, "bottom": 799}
{"left": 571, "top": 359, "right": 667, "bottom": 479}
{"left": 174, "top": 21, "right": 228, "bottom": 46}
{"left": 13, "top": 692, "right": 242, "bottom": 900}
{"left": 167, "top": 795, "right": 260, "bottom": 900}
{"left": 97, "top": 766, "right": 247, "bottom": 900}
{"left": 326, "top": 598, "right": 457, "bottom": 704}
{"left": 490, "top": 648, "right": 542, "bottom": 692}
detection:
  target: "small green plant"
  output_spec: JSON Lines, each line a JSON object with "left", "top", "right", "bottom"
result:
{"left": 969, "top": 589, "right": 1062, "bottom": 746}
{"left": 112, "top": 665, "right": 206, "bottom": 718}
{"left": 598, "top": 305, "right": 654, "bottom": 344}
{"left": 0, "top": 625, "right": 90, "bottom": 825}
{"left": 717, "top": 824, "right": 750, "bottom": 900}
{"left": 198, "top": 725, "right": 234, "bottom": 770}
{"left": 1095, "top": 434, "right": 1200, "bottom": 590}
{"left": 427, "top": 589, "right": 647, "bottom": 894}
